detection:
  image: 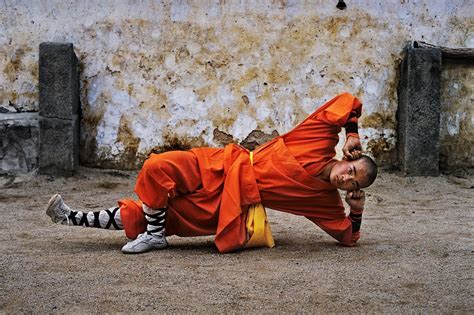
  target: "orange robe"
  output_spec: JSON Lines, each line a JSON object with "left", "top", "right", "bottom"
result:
{"left": 119, "top": 92, "right": 362, "bottom": 253}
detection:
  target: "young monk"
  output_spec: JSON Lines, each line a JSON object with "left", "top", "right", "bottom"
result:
{"left": 46, "top": 92, "right": 377, "bottom": 254}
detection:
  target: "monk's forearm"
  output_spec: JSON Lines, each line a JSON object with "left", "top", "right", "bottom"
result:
{"left": 344, "top": 110, "right": 359, "bottom": 137}
{"left": 348, "top": 211, "right": 362, "bottom": 233}
{"left": 344, "top": 105, "right": 360, "bottom": 136}
{"left": 343, "top": 209, "right": 363, "bottom": 246}
{"left": 344, "top": 121, "right": 358, "bottom": 136}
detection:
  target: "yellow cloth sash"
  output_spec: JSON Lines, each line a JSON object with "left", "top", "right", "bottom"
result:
{"left": 244, "top": 152, "right": 275, "bottom": 249}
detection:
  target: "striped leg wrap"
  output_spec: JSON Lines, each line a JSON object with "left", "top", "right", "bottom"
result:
{"left": 68, "top": 207, "right": 123, "bottom": 230}
{"left": 145, "top": 208, "right": 167, "bottom": 236}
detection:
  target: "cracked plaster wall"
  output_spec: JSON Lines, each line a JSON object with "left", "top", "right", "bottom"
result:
{"left": 1, "top": 1, "right": 473, "bottom": 169}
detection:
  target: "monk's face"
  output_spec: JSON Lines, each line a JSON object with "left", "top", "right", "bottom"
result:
{"left": 329, "top": 159, "right": 370, "bottom": 190}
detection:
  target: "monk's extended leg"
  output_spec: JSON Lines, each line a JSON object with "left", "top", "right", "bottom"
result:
{"left": 46, "top": 194, "right": 123, "bottom": 230}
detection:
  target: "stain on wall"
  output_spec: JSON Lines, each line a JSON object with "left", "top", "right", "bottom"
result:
{"left": 1, "top": 1, "right": 472, "bottom": 169}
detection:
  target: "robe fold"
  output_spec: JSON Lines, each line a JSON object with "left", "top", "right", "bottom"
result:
{"left": 119, "top": 92, "right": 362, "bottom": 253}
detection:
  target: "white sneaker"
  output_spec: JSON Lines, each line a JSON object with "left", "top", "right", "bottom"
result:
{"left": 46, "top": 194, "right": 72, "bottom": 225}
{"left": 121, "top": 232, "right": 168, "bottom": 254}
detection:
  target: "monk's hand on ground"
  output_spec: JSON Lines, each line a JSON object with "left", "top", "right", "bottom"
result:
{"left": 343, "top": 136, "right": 362, "bottom": 160}
{"left": 345, "top": 189, "right": 365, "bottom": 212}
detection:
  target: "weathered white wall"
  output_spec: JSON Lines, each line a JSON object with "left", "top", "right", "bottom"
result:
{"left": 1, "top": 0, "right": 473, "bottom": 169}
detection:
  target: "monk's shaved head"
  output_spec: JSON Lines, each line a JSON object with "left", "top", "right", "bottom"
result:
{"left": 329, "top": 155, "right": 377, "bottom": 190}
{"left": 357, "top": 155, "right": 377, "bottom": 188}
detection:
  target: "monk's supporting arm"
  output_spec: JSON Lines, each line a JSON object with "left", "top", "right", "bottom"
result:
{"left": 305, "top": 213, "right": 361, "bottom": 247}
{"left": 347, "top": 209, "right": 363, "bottom": 245}
{"left": 342, "top": 190, "right": 365, "bottom": 246}
{"left": 348, "top": 210, "right": 362, "bottom": 233}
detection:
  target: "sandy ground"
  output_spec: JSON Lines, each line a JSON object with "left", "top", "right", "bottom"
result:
{"left": 0, "top": 167, "right": 473, "bottom": 313}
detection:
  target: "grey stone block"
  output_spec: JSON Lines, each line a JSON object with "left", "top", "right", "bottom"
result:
{"left": 39, "top": 42, "right": 79, "bottom": 119}
{"left": 0, "top": 113, "right": 39, "bottom": 174}
{"left": 397, "top": 45, "right": 442, "bottom": 176}
{"left": 39, "top": 116, "right": 79, "bottom": 176}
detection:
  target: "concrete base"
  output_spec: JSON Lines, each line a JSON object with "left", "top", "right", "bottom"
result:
{"left": 0, "top": 113, "right": 39, "bottom": 174}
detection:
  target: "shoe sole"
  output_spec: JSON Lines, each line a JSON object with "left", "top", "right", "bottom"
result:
{"left": 46, "top": 194, "right": 62, "bottom": 222}
{"left": 122, "top": 243, "right": 168, "bottom": 254}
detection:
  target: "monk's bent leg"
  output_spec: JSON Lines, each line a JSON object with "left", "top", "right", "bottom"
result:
{"left": 122, "top": 151, "right": 203, "bottom": 254}
{"left": 46, "top": 194, "right": 123, "bottom": 230}
{"left": 134, "top": 151, "right": 203, "bottom": 208}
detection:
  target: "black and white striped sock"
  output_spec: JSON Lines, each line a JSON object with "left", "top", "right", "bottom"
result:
{"left": 143, "top": 205, "right": 166, "bottom": 237}
{"left": 68, "top": 207, "right": 123, "bottom": 230}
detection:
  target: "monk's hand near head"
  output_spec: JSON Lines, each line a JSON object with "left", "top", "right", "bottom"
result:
{"left": 343, "top": 136, "right": 362, "bottom": 160}
{"left": 345, "top": 189, "right": 365, "bottom": 213}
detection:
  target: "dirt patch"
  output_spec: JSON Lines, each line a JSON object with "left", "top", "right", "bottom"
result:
{"left": 96, "top": 181, "right": 124, "bottom": 189}
{"left": 213, "top": 128, "right": 235, "bottom": 147}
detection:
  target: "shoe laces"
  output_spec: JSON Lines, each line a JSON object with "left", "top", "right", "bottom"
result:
{"left": 136, "top": 232, "right": 149, "bottom": 240}
{"left": 63, "top": 216, "right": 70, "bottom": 226}
{"left": 57, "top": 201, "right": 71, "bottom": 225}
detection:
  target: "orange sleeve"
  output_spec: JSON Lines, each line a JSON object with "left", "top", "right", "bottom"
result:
{"left": 305, "top": 215, "right": 360, "bottom": 247}
{"left": 315, "top": 93, "right": 362, "bottom": 137}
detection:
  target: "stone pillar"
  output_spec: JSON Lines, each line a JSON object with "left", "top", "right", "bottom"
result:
{"left": 38, "top": 42, "right": 80, "bottom": 176}
{"left": 397, "top": 43, "right": 442, "bottom": 176}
